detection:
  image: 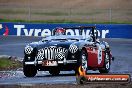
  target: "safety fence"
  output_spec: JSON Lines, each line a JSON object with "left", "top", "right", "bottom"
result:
{"left": 0, "top": 4, "right": 132, "bottom": 23}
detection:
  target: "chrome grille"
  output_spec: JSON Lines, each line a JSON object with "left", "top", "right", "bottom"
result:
{"left": 36, "top": 46, "right": 68, "bottom": 60}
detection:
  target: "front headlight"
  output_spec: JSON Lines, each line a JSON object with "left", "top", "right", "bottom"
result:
{"left": 24, "top": 45, "right": 33, "bottom": 55}
{"left": 69, "top": 44, "right": 78, "bottom": 53}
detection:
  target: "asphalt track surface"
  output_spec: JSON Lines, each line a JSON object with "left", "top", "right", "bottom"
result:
{"left": 0, "top": 36, "right": 132, "bottom": 85}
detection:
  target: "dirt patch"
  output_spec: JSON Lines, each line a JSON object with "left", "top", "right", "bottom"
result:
{"left": 0, "top": 0, "right": 131, "bottom": 9}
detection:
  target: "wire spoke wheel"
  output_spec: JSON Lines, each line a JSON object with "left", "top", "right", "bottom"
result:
{"left": 81, "top": 51, "right": 87, "bottom": 71}
{"left": 99, "top": 52, "right": 110, "bottom": 73}
{"left": 105, "top": 53, "right": 110, "bottom": 70}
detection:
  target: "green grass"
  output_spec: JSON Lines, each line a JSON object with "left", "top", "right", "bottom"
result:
{"left": 33, "top": 11, "right": 102, "bottom": 16}
{"left": 0, "top": 18, "right": 132, "bottom": 24}
{"left": 34, "top": 12, "right": 69, "bottom": 16}
{"left": 0, "top": 9, "right": 27, "bottom": 14}
{"left": 0, "top": 57, "right": 22, "bottom": 70}
{"left": 0, "top": 9, "right": 108, "bottom": 16}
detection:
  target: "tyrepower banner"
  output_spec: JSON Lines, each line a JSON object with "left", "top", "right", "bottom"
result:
{"left": 0, "top": 23, "right": 132, "bottom": 38}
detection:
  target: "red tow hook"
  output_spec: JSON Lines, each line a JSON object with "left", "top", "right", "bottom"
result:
{"left": 110, "top": 52, "right": 114, "bottom": 61}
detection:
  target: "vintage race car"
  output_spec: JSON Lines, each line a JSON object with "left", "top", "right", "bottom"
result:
{"left": 23, "top": 26, "right": 114, "bottom": 77}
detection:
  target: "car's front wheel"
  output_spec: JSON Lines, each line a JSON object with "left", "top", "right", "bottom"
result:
{"left": 80, "top": 50, "right": 88, "bottom": 71}
{"left": 99, "top": 52, "right": 110, "bottom": 73}
{"left": 23, "top": 65, "right": 37, "bottom": 77}
{"left": 76, "top": 49, "right": 88, "bottom": 75}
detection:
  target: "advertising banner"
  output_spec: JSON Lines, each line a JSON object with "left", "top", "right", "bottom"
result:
{"left": 0, "top": 23, "right": 132, "bottom": 38}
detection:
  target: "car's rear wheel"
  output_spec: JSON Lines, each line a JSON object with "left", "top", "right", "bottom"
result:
{"left": 99, "top": 52, "right": 110, "bottom": 73}
{"left": 49, "top": 69, "right": 60, "bottom": 76}
{"left": 23, "top": 65, "right": 37, "bottom": 77}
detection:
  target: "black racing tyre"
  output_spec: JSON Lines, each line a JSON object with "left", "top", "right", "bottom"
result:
{"left": 99, "top": 52, "right": 110, "bottom": 73}
{"left": 80, "top": 50, "right": 88, "bottom": 71}
{"left": 23, "top": 65, "right": 37, "bottom": 77}
{"left": 76, "top": 76, "right": 87, "bottom": 85}
{"left": 49, "top": 69, "right": 60, "bottom": 76}
{"left": 76, "top": 49, "right": 88, "bottom": 75}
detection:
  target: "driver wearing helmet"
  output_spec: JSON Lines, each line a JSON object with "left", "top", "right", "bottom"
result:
{"left": 55, "top": 27, "right": 65, "bottom": 36}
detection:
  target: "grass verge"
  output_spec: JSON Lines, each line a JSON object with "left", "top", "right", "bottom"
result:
{"left": 0, "top": 57, "right": 22, "bottom": 71}
{"left": 0, "top": 18, "right": 132, "bottom": 24}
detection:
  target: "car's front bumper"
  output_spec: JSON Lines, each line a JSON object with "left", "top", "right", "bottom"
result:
{"left": 24, "top": 60, "right": 77, "bottom": 65}
{"left": 24, "top": 60, "right": 78, "bottom": 71}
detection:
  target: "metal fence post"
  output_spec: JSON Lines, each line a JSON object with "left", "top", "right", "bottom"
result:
{"left": 28, "top": 0, "right": 31, "bottom": 22}
{"left": 29, "top": 6, "right": 31, "bottom": 22}
{"left": 109, "top": 8, "right": 112, "bottom": 23}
